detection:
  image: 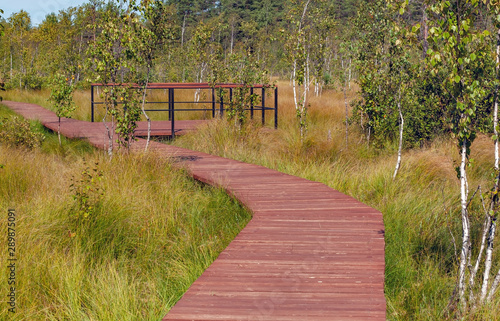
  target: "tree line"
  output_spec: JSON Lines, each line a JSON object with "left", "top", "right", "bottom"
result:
{"left": 0, "top": 0, "right": 358, "bottom": 90}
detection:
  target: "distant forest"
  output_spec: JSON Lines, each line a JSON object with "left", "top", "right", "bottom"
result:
{"left": 0, "top": 0, "right": 400, "bottom": 89}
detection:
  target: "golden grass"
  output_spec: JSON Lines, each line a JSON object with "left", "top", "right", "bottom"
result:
{"left": 171, "top": 81, "right": 499, "bottom": 320}
{"left": 0, "top": 134, "right": 251, "bottom": 320}
{"left": 3, "top": 81, "right": 500, "bottom": 319}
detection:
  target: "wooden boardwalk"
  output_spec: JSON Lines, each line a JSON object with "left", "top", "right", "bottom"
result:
{"left": 2, "top": 100, "right": 386, "bottom": 320}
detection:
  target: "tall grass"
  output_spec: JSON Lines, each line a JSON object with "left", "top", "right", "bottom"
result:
{"left": 172, "top": 81, "right": 500, "bottom": 320}
{"left": 0, "top": 113, "right": 251, "bottom": 320}
{"left": 3, "top": 81, "right": 500, "bottom": 319}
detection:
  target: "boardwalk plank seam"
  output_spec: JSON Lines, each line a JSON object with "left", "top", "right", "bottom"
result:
{"left": 2, "top": 100, "right": 386, "bottom": 320}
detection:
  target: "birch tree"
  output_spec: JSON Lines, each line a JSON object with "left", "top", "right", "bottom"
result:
{"left": 188, "top": 21, "right": 220, "bottom": 102}
{"left": 426, "top": 0, "right": 493, "bottom": 313}
{"left": 282, "top": 0, "right": 313, "bottom": 139}
{"left": 389, "top": 0, "right": 417, "bottom": 179}
{"left": 86, "top": 1, "right": 141, "bottom": 155}
{"left": 49, "top": 73, "right": 75, "bottom": 145}
{"left": 352, "top": 0, "right": 395, "bottom": 145}
{"left": 225, "top": 50, "right": 270, "bottom": 127}
{"left": 310, "top": 3, "right": 335, "bottom": 97}
{"left": 8, "top": 11, "right": 31, "bottom": 89}
{"left": 335, "top": 39, "right": 355, "bottom": 150}
{"left": 131, "top": 0, "right": 176, "bottom": 150}
{"left": 489, "top": 2, "right": 500, "bottom": 171}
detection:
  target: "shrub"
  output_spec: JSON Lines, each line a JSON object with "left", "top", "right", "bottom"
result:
{"left": 69, "top": 161, "right": 104, "bottom": 225}
{"left": 0, "top": 116, "right": 45, "bottom": 149}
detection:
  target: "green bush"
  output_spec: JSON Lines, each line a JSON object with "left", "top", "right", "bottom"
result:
{"left": 0, "top": 116, "right": 45, "bottom": 149}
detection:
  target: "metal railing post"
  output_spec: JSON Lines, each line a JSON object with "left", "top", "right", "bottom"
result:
{"left": 219, "top": 88, "right": 224, "bottom": 118}
{"left": 212, "top": 87, "right": 216, "bottom": 118}
{"left": 261, "top": 87, "right": 266, "bottom": 125}
{"left": 274, "top": 87, "right": 278, "bottom": 129}
{"left": 168, "top": 87, "right": 172, "bottom": 121}
{"left": 170, "top": 88, "right": 175, "bottom": 139}
{"left": 91, "top": 84, "right": 95, "bottom": 122}
{"left": 229, "top": 87, "right": 233, "bottom": 115}
{"left": 250, "top": 87, "right": 254, "bottom": 119}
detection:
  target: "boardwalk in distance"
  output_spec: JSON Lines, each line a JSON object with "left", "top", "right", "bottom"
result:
{"left": 2, "top": 100, "right": 386, "bottom": 320}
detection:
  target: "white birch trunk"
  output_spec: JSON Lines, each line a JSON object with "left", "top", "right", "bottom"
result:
{"left": 487, "top": 260, "right": 500, "bottom": 302}
{"left": 102, "top": 90, "right": 114, "bottom": 157}
{"left": 300, "top": 54, "right": 310, "bottom": 139}
{"left": 480, "top": 219, "right": 496, "bottom": 302}
{"left": 141, "top": 76, "right": 151, "bottom": 151}
{"left": 458, "top": 138, "right": 471, "bottom": 309}
{"left": 469, "top": 212, "right": 491, "bottom": 305}
{"left": 103, "top": 113, "right": 114, "bottom": 157}
{"left": 291, "top": 0, "right": 310, "bottom": 140}
{"left": 343, "top": 79, "right": 349, "bottom": 150}
{"left": 181, "top": 12, "right": 186, "bottom": 47}
{"left": 194, "top": 64, "right": 206, "bottom": 102}
{"left": 495, "top": 29, "right": 500, "bottom": 171}
{"left": 393, "top": 85, "right": 403, "bottom": 180}
{"left": 348, "top": 58, "right": 352, "bottom": 89}
{"left": 292, "top": 61, "right": 298, "bottom": 114}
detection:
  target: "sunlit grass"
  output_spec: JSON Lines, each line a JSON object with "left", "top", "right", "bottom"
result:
{"left": 3, "top": 81, "right": 500, "bottom": 319}
{"left": 0, "top": 111, "right": 251, "bottom": 320}
{"left": 172, "top": 81, "right": 500, "bottom": 320}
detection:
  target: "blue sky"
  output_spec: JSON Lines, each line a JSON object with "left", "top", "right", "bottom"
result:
{"left": 1, "top": 0, "right": 89, "bottom": 26}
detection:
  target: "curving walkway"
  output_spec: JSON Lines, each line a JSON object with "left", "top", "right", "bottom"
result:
{"left": 2, "top": 101, "right": 386, "bottom": 320}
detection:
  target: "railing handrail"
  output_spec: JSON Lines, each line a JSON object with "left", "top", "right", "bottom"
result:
{"left": 90, "top": 83, "right": 278, "bottom": 137}
{"left": 90, "top": 82, "right": 275, "bottom": 89}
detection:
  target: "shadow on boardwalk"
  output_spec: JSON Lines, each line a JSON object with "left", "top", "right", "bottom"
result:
{"left": 2, "top": 100, "right": 386, "bottom": 320}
